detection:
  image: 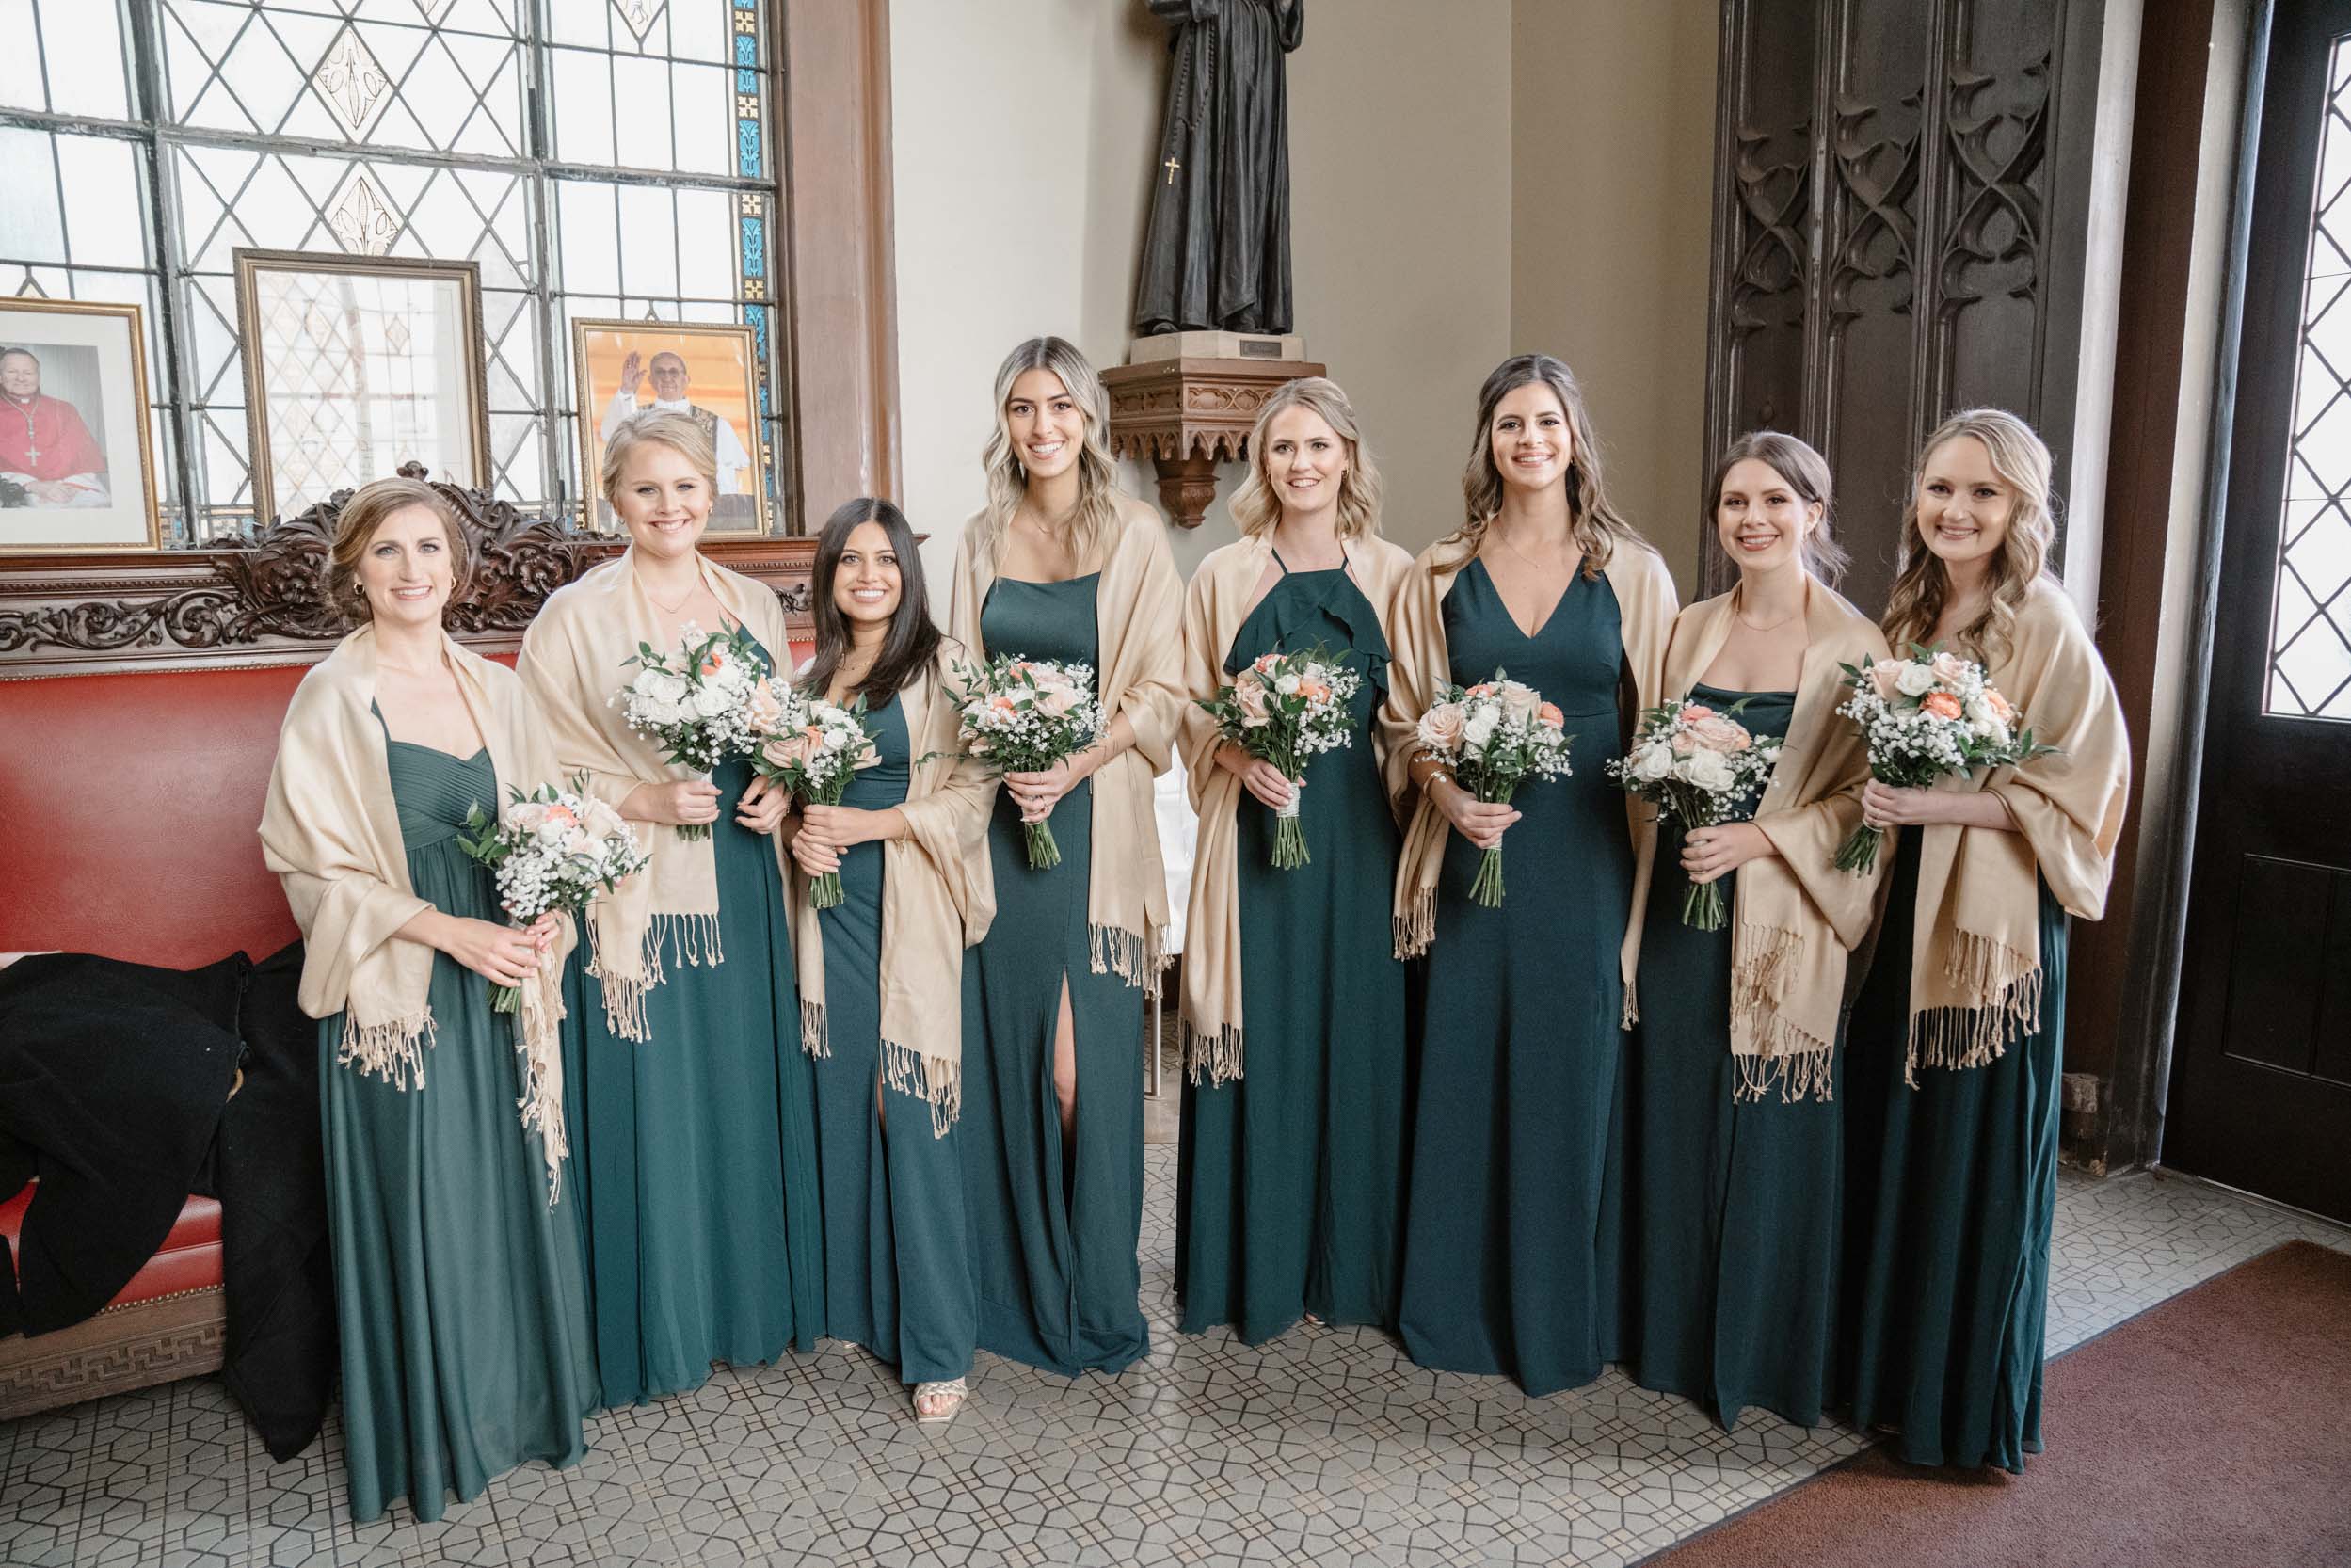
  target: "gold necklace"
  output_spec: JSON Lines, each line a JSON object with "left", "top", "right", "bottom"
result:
{"left": 1492, "top": 524, "right": 1574, "bottom": 576}
{"left": 1736, "top": 604, "right": 1801, "bottom": 632}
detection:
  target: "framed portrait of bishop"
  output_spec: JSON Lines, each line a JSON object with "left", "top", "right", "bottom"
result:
{"left": 572, "top": 319, "right": 770, "bottom": 535}
{"left": 0, "top": 297, "right": 163, "bottom": 552}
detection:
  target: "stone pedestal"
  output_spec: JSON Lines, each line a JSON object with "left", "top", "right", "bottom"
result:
{"left": 1101, "top": 355, "right": 1327, "bottom": 528}
{"left": 1129, "top": 330, "right": 1308, "bottom": 364}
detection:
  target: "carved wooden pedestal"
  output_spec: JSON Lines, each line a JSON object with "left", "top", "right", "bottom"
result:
{"left": 1101, "top": 356, "right": 1327, "bottom": 528}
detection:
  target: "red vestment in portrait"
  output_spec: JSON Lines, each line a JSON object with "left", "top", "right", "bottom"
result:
{"left": 0, "top": 393, "right": 108, "bottom": 484}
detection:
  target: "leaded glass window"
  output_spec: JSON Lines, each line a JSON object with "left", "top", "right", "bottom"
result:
{"left": 0, "top": 0, "right": 784, "bottom": 542}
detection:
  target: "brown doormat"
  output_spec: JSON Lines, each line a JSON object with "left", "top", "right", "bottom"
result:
{"left": 1649, "top": 1240, "right": 2351, "bottom": 1568}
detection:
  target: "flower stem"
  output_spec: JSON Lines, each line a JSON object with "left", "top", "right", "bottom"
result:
{"left": 1024, "top": 821, "right": 1062, "bottom": 871}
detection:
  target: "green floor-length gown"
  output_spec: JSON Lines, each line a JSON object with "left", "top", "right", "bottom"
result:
{"left": 961, "top": 572, "right": 1151, "bottom": 1376}
{"left": 1176, "top": 555, "right": 1409, "bottom": 1343}
{"left": 1840, "top": 831, "right": 2067, "bottom": 1472}
{"left": 562, "top": 631, "right": 825, "bottom": 1405}
{"left": 1398, "top": 559, "right": 1633, "bottom": 1396}
{"left": 1615, "top": 681, "right": 1846, "bottom": 1429}
{"left": 811, "top": 694, "right": 977, "bottom": 1385}
{"left": 323, "top": 731, "right": 598, "bottom": 1525}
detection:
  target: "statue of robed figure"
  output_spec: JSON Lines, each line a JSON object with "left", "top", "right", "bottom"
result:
{"left": 1133, "top": 0, "right": 1306, "bottom": 338}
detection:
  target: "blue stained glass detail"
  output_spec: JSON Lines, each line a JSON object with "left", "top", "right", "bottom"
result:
{"left": 736, "top": 34, "right": 756, "bottom": 66}
{"left": 739, "top": 214, "right": 765, "bottom": 280}
{"left": 737, "top": 120, "right": 760, "bottom": 178}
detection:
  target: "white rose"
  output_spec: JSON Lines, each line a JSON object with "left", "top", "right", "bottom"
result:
{"left": 1631, "top": 744, "right": 1674, "bottom": 783}
{"left": 1679, "top": 748, "right": 1735, "bottom": 792}
{"left": 1274, "top": 672, "right": 1302, "bottom": 696}
{"left": 643, "top": 696, "right": 685, "bottom": 728}
{"left": 1500, "top": 681, "right": 1540, "bottom": 722}
{"left": 690, "top": 682, "right": 733, "bottom": 720}
{"left": 635, "top": 667, "right": 688, "bottom": 705}
{"left": 1895, "top": 662, "right": 1938, "bottom": 697}
{"left": 1972, "top": 713, "right": 2009, "bottom": 744}
{"left": 1463, "top": 707, "right": 1501, "bottom": 751}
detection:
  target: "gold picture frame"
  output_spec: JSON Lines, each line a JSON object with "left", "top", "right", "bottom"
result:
{"left": 571, "top": 318, "right": 771, "bottom": 536}
{"left": 233, "top": 248, "right": 490, "bottom": 529}
{"left": 0, "top": 296, "right": 163, "bottom": 553}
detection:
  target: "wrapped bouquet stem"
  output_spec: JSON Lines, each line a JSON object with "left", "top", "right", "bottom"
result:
{"left": 1413, "top": 671, "right": 1574, "bottom": 909}
{"left": 1197, "top": 645, "right": 1363, "bottom": 870}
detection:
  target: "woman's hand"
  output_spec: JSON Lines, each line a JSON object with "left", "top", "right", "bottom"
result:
{"left": 622, "top": 778, "right": 722, "bottom": 829}
{"left": 1861, "top": 779, "right": 2016, "bottom": 833}
{"left": 1432, "top": 778, "right": 1518, "bottom": 850}
{"left": 792, "top": 803, "right": 898, "bottom": 877}
{"left": 1682, "top": 822, "right": 1774, "bottom": 885}
{"left": 1216, "top": 743, "right": 1295, "bottom": 810}
{"left": 435, "top": 916, "right": 549, "bottom": 987}
{"left": 736, "top": 774, "right": 790, "bottom": 834}
{"left": 790, "top": 826, "right": 841, "bottom": 878}
{"left": 1005, "top": 753, "right": 1091, "bottom": 824}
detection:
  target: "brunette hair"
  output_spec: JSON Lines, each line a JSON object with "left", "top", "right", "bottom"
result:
{"left": 975, "top": 336, "right": 1124, "bottom": 568}
{"left": 1880, "top": 408, "right": 2057, "bottom": 664}
{"left": 600, "top": 408, "right": 718, "bottom": 505}
{"left": 327, "top": 477, "right": 470, "bottom": 620}
{"left": 1440, "top": 353, "right": 1647, "bottom": 578}
{"left": 1709, "top": 429, "right": 1849, "bottom": 584}
{"left": 801, "top": 496, "right": 942, "bottom": 706}
{"left": 1226, "top": 376, "right": 1384, "bottom": 540}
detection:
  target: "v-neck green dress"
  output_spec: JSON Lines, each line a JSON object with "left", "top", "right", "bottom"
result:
{"left": 1840, "top": 832, "right": 2068, "bottom": 1472}
{"left": 960, "top": 573, "right": 1151, "bottom": 1376}
{"left": 809, "top": 693, "right": 977, "bottom": 1386}
{"left": 560, "top": 630, "right": 826, "bottom": 1406}
{"left": 1176, "top": 555, "right": 1409, "bottom": 1344}
{"left": 322, "top": 731, "right": 597, "bottom": 1525}
{"left": 1397, "top": 558, "right": 1633, "bottom": 1396}
{"left": 1614, "top": 681, "right": 1846, "bottom": 1429}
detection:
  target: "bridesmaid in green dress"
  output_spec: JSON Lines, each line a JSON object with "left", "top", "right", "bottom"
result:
{"left": 1383, "top": 355, "right": 1676, "bottom": 1396}
{"left": 1613, "top": 433, "right": 1887, "bottom": 1429}
{"left": 945, "top": 338, "right": 1185, "bottom": 1376}
{"left": 783, "top": 497, "right": 994, "bottom": 1423}
{"left": 1174, "top": 377, "right": 1415, "bottom": 1343}
{"left": 1841, "top": 410, "right": 2130, "bottom": 1470}
{"left": 262, "top": 478, "right": 595, "bottom": 1523}
{"left": 520, "top": 411, "right": 824, "bottom": 1406}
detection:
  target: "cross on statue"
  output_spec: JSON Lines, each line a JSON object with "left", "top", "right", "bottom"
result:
{"left": 1162, "top": 155, "right": 1181, "bottom": 185}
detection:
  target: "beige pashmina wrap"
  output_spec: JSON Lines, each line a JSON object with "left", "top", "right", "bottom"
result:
{"left": 259, "top": 625, "right": 576, "bottom": 1198}
{"left": 944, "top": 492, "right": 1186, "bottom": 994}
{"left": 787, "top": 648, "right": 998, "bottom": 1134}
{"left": 1176, "top": 534, "right": 1415, "bottom": 1084}
{"left": 517, "top": 548, "right": 795, "bottom": 1040}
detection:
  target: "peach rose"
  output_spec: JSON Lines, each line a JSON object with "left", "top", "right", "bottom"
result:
{"left": 745, "top": 680, "right": 786, "bottom": 735}
{"left": 1417, "top": 701, "right": 1466, "bottom": 753}
{"left": 1922, "top": 691, "right": 1963, "bottom": 721}
{"left": 1870, "top": 659, "right": 1909, "bottom": 703}
{"left": 1688, "top": 715, "right": 1752, "bottom": 753}
{"left": 1235, "top": 678, "right": 1271, "bottom": 728}
{"left": 1930, "top": 651, "right": 1975, "bottom": 690}
{"left": 1984, "top": 687, "right": 2018, "bottom": 726}
{"left": 1678, "top": 703, "right": 1717, "bottom": 724}
{"left": 761, "top": 733, "right": 811, "bottom": 771}
{"left": 1537, "top": 701, "right": 1564, "bottom": 729}
{"left": 1298, "top": 677, "right": 1332, "bottom": 703}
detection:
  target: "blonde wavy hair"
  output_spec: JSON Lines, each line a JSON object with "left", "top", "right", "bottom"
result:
{"left": 1880, "top": 408, "right": 2057, "bottom": 664}
{"left": 1227, "top": 376, "right": 1383, "bottom": 540}
{"left": 600, "top": 408, "right": 718, "bottom": 507}
{"left": 1439, "top": 353, "right": 1647, "bottom": 578}
{"left": 328, "top": 477, "right": 470, "bottom": 620}
{"left": 975, "top": 337, "right": 1123, "bottom": 568}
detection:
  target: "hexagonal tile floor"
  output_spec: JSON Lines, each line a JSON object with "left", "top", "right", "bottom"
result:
{"left": 4, "top": 1153, "right": 2343, "bottom": 1567}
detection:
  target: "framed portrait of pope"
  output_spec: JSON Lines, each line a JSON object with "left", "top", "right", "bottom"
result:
{"left": 571, "top": 319, "right": 769, "bottom": 535}
{"left": 0, "top": 297, "right": 162, "bottom": 552}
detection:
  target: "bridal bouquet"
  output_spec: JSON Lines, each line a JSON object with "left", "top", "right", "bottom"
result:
{"left": 616, "top": 621, "right": 769, "bottom": 840}
{"left": 1607, "top": 696, "right": 1783, "bottom": 930}
{"left": 951, "top": 653, "right": 1105, "bottom": 870}
{"left": 1832, "top": 644, "right": 2055, "bottom": 874}
{"left": 754, "top": 689, "right": 880, "bottom": 908}
{"left": 1196, "top": 645, "right": 1363, "bottom": 870}
{"left": 1415, "top": 671, "right": 1574, "bottom": 909}
{"left": 459, "top": 776, "right": 652, "bottom": 1013}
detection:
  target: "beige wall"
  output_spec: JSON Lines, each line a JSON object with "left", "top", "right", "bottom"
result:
{"left": 1508, "top": 0, "right": 1719, "bottom": 594}
{"left": 888, "top": 0, "right": 1514, "bottom": 592}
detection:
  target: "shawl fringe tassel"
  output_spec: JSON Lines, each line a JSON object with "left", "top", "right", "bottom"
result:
{"left": 1727, "top": 924, "right": 1836, "bottom": 1103}
{"left": 586, "top": 911, "right": 723, "bottom": 1043}
{"left": 1906, "top": 931, "right": 2044, "bottom": 1086}
{"left": 1394, "top": 888, "right": 1435, "bottom": 960}
{"left": 337, "top": 1008, "right": 437, "bottom": 1089}
{"left": 1089, "top": 920, "right": 1170, "bottom": 997}
{"left": 800, "top": 997, "right": 831, "bottom": 1059}
{"left": 881, "top": 1038, "right": 964, "bottom": 1138}
{"left": 513, "top": 987, "right": 569, "bottom": 1207}
{"left": 1183, "top": 1018, "right": 1244, "bottom": 1087}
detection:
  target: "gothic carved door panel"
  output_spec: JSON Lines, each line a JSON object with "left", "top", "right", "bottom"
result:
{"left": 1703, "top": 0, "right": 2108, "bottom": 611}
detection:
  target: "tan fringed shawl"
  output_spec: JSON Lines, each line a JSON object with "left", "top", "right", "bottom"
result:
{"left": 259, "top": 625, "right": 577, "bottom": 1198}
{"left": 945, "top": 491, "right": 1187, "bottom": 994}
{"left": 788, "top": 648, "right": 998, "bottom": 1135}
{"left": 1380, "top": 536, "right": 1678, "bottom": 1015}
{"left": 516, "top": 548, "right": 794, "bottom": 1039}
{"left": 1900, "top": 576, "right": 2130, "bottom": 1079}
{"left": 1176, "top": 533, "right": 1415, "bottom": 1084}
{"left": 1651, "top": 580, "right": 1891, "bottom": 1101}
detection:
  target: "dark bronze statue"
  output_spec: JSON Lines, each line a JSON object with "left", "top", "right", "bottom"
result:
{"left": 1133, "top": 0, "right": 1305, "bottom": 338}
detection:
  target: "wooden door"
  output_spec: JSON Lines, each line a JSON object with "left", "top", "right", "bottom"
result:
{"left": 2166, "top": 0, "right": 2351, "bottom": 1222}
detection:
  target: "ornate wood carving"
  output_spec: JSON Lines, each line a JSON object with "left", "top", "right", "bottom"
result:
{"left": 1703, "top": 0, "right": 2106, "bottom": 610}
{"left": 0, "top": 465, "right": 817, "bottom": 679}
{"left": 1101, "top": 356, "right": 1329, "bottom": 527}
{"left": 0, "top": 1287, "right": 226, "bottom": 1421}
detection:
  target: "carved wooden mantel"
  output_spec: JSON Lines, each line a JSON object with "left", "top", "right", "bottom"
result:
{"left": 0, "top": 470, "right": 817, "bottom": 680}
{"left": 1101, "top": 356, "right": 1327, "bottom": 528}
